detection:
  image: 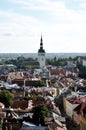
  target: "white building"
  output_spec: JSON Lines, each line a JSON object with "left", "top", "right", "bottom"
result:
{"left": 38, "top": 36, "right": 46, "bottom": 68}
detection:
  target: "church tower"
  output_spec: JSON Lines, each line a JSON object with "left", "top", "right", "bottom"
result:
{"left": 38, "top": 35, "right": 46, "bottom": 68}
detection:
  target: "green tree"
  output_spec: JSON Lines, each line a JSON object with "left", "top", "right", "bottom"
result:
{"left": 46, "top": 58, "right": 67, "bottom": 66}
{"left": 0, "top": 90, "right": 14, "bottom": 108}
{"left": 77, "top": 62, "right": 86, "bottom": 79}
{"left": 35, "top": 80, "right": 45, "bottom": 87}
{"left": 32, "top": 104, "right": 50, "bottom": 125}
{"left": 24, "top": 94, "right": 44, "bottom": 101}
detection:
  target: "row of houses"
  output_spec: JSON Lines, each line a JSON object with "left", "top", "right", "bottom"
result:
{"left": 63, "top": 94, "right": 86, "bottom": 130}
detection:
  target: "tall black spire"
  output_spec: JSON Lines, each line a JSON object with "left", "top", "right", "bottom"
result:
{"left": 38, "top": 35, "right": 45, "bottom": 53}
{"left": 40, "top": 35, "right": 43, "bottom": 49}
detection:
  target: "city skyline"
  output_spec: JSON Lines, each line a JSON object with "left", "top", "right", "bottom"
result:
{"left": 0, "top": 0, "right": 86, "bottom": 53}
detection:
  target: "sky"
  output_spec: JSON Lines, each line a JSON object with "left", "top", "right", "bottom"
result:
{"left": 0, "top": 0, "right": 86, "bottom": 53}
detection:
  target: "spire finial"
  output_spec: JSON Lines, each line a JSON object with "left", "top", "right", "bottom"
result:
{"left": 41, "top": 34, "right": 43, "bottom": 43}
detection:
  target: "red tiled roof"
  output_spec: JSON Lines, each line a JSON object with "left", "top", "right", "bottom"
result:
{"left": 74, "top": 102, "right": 86, "bottom": 113}
{"left": 67, "top": 96, "right": 86, "bottom": 105}
{"left": 50, "top": 68, "right": 65, "bottom": 75}
{"left": 81, "top": 102, "right": 86, "bottom": 111}
{"left": 32, "top": 101, "right": 45, "bottom": 106}
{"left": 11, "top": 100, "right": 28, "bottom": 109}
{"left": 8, "top": 72, "right": 24, "bottom": 80}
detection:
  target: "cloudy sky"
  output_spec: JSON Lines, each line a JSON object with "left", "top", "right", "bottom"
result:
{"left": 0, "top": 0, "right": 86, "bottom": 53}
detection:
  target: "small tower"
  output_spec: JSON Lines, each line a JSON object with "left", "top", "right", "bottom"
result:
{"left": 38, "top": 35, "right": 46, "bottom": 68}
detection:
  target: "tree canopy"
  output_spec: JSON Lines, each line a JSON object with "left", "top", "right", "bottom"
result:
{"left": 0, "top": 90, "right": 14, "bottom": 108}
{"left": 46, "top": 57, "right": 67, "bottom": 66}
{"left": 77, "top": 62, "right": 86, "bottom": 79}
{"left": 32, "top": 104, "right": 50, "bottom": 126}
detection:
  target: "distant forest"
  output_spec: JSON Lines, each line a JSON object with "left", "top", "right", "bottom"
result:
{"left": 0, "top": 53, "right": 86, "bottom": 59}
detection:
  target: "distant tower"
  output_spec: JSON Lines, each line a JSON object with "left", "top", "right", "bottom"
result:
{"left": 38, "top": 35, "right": 46, "bottom": 68}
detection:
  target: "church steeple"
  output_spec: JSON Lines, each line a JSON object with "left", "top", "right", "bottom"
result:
{"left": 38, "top": 35, "right": 46, "bottom": 68}
{"left": 38, "top": 35, "right": 45, "bottom": 53}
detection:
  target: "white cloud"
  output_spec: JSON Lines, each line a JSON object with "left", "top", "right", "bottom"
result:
{"left": 80, "top": 2, "right": 86, "bottom": 8}
{"left": 0, "top": 0, "right": 86, "bottom": 52}
{"left": 0, "top": 10, "right": 41, "bottom": 37}
{"left": 9, "top": 0, "right": 86, "bottom": 24}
